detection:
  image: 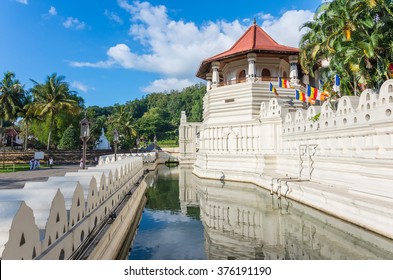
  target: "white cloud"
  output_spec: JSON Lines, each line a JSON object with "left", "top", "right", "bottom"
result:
{"left": 49, "top": 6, "right": 57, "bottom": 16}
{"left": 70, "top": 1, "right": 314, "bottom": 92}
{"left": 142, "top": 78, "right": 195, "bottom": 93}
{"left": 105, "top": 10, "right": 123, "bottom": 24}
{"left": 261, "top": 10, "right": 314, "bottom": 47}
{"left": 16, "top": 0, "right": 28, "bottom": 5}
{"left": 63, "top": 17, "right": 86, "bottom": 30}
{"left": 71, "top": 1, "right": 245, "bottom": 79}
{"left": 69, "top": 60, "right": 114, "bottom": 68}
{"left": 257, "top": 13, "right": 275, "bottom": 21}
{"left": 71, "top": 81, "right": 95, "bottom": 93}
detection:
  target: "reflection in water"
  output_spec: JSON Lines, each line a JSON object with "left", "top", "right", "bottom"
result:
{"left": 196, "top": 176, "right": 393, "bottom": 260}
{"left": 128, "top": 165, "right": 393, "bottom": 260}
{"left": 128, "top": 166, "right": 206, "bottom": 260}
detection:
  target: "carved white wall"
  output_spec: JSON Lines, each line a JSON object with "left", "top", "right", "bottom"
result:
{"left": 0, "top": 156, "right": 144, "bottom": 260}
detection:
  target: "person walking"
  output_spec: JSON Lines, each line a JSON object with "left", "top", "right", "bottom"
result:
{"left": 49, "top": 157, "right": 54, "bottom": 168}
{"left": 29, "top": 158, "right": 35, "bottom": 170}
{"left": 34, "top": 159, "right": 40, "bottom": 169}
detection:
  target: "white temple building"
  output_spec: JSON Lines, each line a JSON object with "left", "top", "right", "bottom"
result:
{"left": 94, "top": 128, "right": 111, "bottom": 150}
{"left": 179, "top": 23, "right": 393, "bottom": 240}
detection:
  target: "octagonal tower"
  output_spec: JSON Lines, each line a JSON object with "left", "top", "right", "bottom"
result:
{"left": 197, "top": 22, "right": 305, "bottom": 125}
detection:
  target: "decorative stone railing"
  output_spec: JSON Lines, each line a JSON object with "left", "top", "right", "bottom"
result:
{"left": 197, "top": 122, "right": 261, "bottom": 154}
{"left": 259, "top": 79, "right": 393, "bottom": 158}
{"left": 0, "top": 156, "right": 144, "bottom": 260}
{"left": 98, "top": 152, "right": 157, "bottom": 165}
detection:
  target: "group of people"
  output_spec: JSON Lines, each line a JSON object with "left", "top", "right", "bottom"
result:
{"left": 29, "top": 157, "right": 54, "bottom": 170}
{"left": 29, "top": 158, "right": 40, "bottom": 170}
{"left": 28, "top": 156, "right": 97, "bottom": 170}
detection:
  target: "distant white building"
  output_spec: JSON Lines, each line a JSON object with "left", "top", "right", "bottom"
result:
{"left": 94, "top": 128, "right": 111, "bottom": 150}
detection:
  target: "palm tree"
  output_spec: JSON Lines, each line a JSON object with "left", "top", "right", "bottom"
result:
{"left": 0, "top": 72, "right": 24, "bottom": 129}
{"left": 20, "top": 91, "right": 41, "bottom": 150}
{"left": 30, "top": 73, "right": 80, "bottom": 150}
{"left": 108, "top": 105, "right": 137, "bottom": 148}
{"left": 299, "top": 0, "right": 393, "bottom": 95}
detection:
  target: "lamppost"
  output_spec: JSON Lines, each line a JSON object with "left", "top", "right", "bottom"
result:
{"left": 113, "top": 129, "right": 119, "bottom": 161}
{"left": 80, "top": 115, "right": 90, "bottom": 169}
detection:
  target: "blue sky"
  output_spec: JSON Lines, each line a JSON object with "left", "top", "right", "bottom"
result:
{"left": 0, "top": 0, "right": 322, "bottom": 107}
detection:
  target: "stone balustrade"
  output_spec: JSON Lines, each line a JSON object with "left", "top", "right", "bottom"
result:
{"left": 0, "top": 156, "right": 144, "bottom": 260}
{"left": 277, "top": 80, "right": 393, "bottom": 157}
{"left": 98, "top": 152, "right": 157, "bottom": 165}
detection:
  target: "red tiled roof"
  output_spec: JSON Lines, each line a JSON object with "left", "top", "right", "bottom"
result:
{"left": 208, "top": 24, "right": 299, "bottom": 61}
{"left": 196, "top": 24, "right": 299, "bottom": 79}
{"left": 5, "top": 128, "right": 19, "bottom": 137}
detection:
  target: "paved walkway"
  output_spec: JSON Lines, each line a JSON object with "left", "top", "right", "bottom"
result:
{"left": 0, "top": 165, "right": 82, "bottom": 189}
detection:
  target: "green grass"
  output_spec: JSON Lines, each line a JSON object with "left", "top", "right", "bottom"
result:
{"left": 0, "top": 164, "right": 35, "bottom": 173}
{"left": 157, "top": 139, "right": 178, "bottom": 148}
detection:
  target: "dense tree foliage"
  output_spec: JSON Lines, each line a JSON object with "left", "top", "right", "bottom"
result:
{"left": 1, "top": 71, "right": 205, "bottom": 150}
{"left": 0, "top": 72, "right": 25, "bottom": 128}
{"left": 30, "top": 73, "right": 83, "bottom": 150}
{"left": 299, "top": 0, "right": 393, "bottom": 97}
{"left": 96, "top": 83, "right": 205, "bottom": 148}
{"left": 58, "top": 124, "right": 79, "bottom": 150}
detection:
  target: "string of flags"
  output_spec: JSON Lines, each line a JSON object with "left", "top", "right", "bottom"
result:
{"left": 269, "top": 76, "right": 332, "bottom": 103}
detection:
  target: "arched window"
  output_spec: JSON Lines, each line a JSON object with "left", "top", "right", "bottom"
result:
{"left": 283, "top": 71, "right": 287, "bottom": 77}
{"left": 238, "top": 70, "right": 246, "bottom": 82}
{"left": 262, "top": 69, "right": 271, "bottom": 81}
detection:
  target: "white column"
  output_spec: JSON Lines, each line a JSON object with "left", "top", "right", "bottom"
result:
{"left": 206, "top": 73, "right": 212, "bottom": 91}
{"left": 247, "top": 53, "right": 257, "bottom": 83}
{"left": 212, "top": 62, "right": 220, "bottom": 88}
{"left": 289, "top": 55, "right": 299, "bottom": 85}
{"left": 180, "top": 111, "right": 187, "bottom": 124}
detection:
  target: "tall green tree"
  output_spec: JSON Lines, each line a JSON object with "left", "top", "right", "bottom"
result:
{"left": 58, "top": 124, "right": 79, "bottom": 150}
{"left": 30, "top": 73, "right": 81, "bottom": 150}
{"left": 135, "top": 107, "right": 174, "bottom": 140}
{"left": 299, "top": 0, "right": 393, "bottom": 95}
{"left": 108, "top": 104, "right": 137, "bottom": 149}
{"left": 20, "top": 91, "right": 41, "bottom": 150}
{"left": 0, "top": 71, "right": 25, "bottom": 128}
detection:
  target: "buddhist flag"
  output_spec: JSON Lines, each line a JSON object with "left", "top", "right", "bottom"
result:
{"left": 319, "top": 79, "right": 324, "bottom": 90}
{"left": 317, "top": 91, "right": 329, "bottom": 101}
{"left": 306, "top": 85, "right": 319, "bottom": 100}
{"left": 308, "top": 97, "right": 316, "bottom": 105}
{"left": 333, "top": 74, "right": 340, "bottom": 92}
{"left": 295, "top": 90, "right": 306, "bottom": 102}
{"left": 278, "top": 77, "right": 291, "bottom": 88}
{"left": 269, "top": 82, "right": 278, "bottom": 96}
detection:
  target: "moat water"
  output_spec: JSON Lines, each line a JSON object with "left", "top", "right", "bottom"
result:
{"left": 127, "top": 165, "right": 393, "bottom": 260}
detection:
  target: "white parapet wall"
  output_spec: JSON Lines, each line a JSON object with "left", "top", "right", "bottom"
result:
{"left": 185, "top": 79, "right": 393, "bottom": 239}
{"left": 179, "top": 111, "right": 202, "bottom": 164}
{"left": 0, "top": 156, "right": 144, "bottom": 260}
{"left": 98, "top": 152, "right": 157, "bottom": 165}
